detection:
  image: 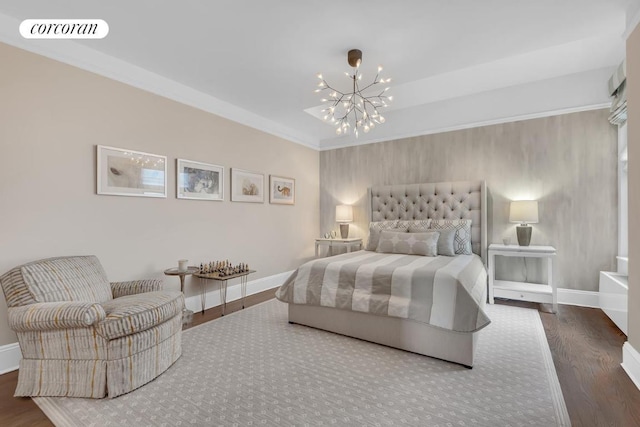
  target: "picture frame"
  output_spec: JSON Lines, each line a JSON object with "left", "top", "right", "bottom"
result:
{"left": 231, "top": 168, "right": 264, "bottom": 203}
{"left": 97, "top": 145, "right": 167, "bottom": 198}
{"left": 177, "top": 159, "right": 224, "bottom": 201}
{"left": 269, "top": 175, "right": 295, "bottom": 205}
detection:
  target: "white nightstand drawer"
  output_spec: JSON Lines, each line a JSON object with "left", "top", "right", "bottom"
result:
{"left": 493, "top": 280, "right": 553, "bottom": 304}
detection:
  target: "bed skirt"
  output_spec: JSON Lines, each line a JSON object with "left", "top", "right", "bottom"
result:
{"left": 288, "top": 304, "right": 478, "bottom": 367}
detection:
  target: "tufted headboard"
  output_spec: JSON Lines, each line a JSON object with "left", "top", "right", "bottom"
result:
{"left": 369, "top": 181, "right": 488, "bottom": 264}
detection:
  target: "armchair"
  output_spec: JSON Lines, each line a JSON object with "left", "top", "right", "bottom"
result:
{"left": 0, "top": 256, "right": 184, "bottom": 398}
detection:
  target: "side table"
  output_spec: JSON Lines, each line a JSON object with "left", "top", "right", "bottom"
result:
{"left": 488, "top": 244, "right": 557, "bottom": 313}
{"left": 315, "top": 237, "right": 363, "bottom": 257}
{"left": 164, "top": 266, "right": 200, "bottom": 326}
{"left": 194, "top": 270, "right": 256, "bottom": 316}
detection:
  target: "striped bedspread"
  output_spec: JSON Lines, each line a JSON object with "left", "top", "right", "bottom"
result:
{"left": 276, "top": 251, "right": 490, "bottom": 333}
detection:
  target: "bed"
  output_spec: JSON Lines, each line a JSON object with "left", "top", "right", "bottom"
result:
{"left": 276, "top": 180, "right": 489, "bottom": 367}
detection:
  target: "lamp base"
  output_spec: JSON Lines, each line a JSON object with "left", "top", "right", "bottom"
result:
{"left": 339, "top": 223, "right": 350, "bottom": 239}
{"left": 516, "top": 225, "right": 532, "bottom": 246}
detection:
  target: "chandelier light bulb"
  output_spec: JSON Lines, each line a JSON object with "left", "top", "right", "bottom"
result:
{"left": 315, "top": 48, "right": 392, "bottom": 138}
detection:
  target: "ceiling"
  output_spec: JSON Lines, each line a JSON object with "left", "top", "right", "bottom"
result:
{"left": 0, "top": 0, "right": 637, "bottom": 150}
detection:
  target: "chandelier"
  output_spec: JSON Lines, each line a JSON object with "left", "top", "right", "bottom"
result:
{"left": 315, "top": 49, "right": 392, "bottom": 137}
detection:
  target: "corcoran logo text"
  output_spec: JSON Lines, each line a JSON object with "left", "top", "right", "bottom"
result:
{"left": 20, "top": 19, "right": 109, "bottom": 39}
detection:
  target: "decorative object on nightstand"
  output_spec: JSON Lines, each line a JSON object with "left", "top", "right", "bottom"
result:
{"left": 509, "top": 200, "right": 539, "bottom": 246}
{"left": 336, "top": 205, "right": 353, "bottom": 238}
{"left": 315, "top": 237, "right": 362, "bottom": 257}
{"left": 488, "top": 243, "right": 557, "bottom": 313}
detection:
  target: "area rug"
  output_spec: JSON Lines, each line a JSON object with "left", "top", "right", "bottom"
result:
{"left": 34, "top": 300, "right": 570, "bottom": 426}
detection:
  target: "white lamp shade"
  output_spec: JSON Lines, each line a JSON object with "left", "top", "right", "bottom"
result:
{"left": 509, "top": 200, "right": 539, "bottom": 224}
{"left": 335, "top": 205, "right": 353, "bottom": 223}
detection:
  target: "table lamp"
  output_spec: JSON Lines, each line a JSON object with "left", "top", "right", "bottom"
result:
{"left": 335, "top": 205, "right": 353, "bottom": 238}
{"left": 509, "top": 200, "right": 539, "bottom": 246}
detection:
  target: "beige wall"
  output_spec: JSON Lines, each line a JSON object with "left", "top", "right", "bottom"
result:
{"left": 320, "top": 110, "right": 617, "bottom": 291}
{"left": 0, "top": 43, "right": 319, "bottom": 346}
{"left": 628, "top": 24, "right": 640, "bottom": 349}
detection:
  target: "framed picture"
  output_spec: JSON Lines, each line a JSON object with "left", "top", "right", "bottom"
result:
{"left": 269, "top": 175, "right": 295, "bottom": 205}
{"left": 231, "top": 168, "right": 264, "bottom": 203}
{"left": 97, "top": 145, "right": 167, "bottom": 198}
{"left": 177, "top": 159, "right": 224, "bottom": 201}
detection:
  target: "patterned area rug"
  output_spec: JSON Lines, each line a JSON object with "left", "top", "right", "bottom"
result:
{"left": 34, "top": 300, "right": 570, "bottom": 426}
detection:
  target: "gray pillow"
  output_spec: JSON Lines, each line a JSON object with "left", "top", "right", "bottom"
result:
{"left": 429, "top": 219, "right": 472, "bottom": 255}
{"left": 365, "top": 221, "right": 409, "bottom": 251}
{"left": 435, "top": 228, "right": 456, "bottom": 256}
{"left": 376, "top": 230, "right": 439, "bottom": 256}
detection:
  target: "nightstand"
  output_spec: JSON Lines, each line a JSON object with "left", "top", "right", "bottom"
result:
{"left": 488, "top": 244, "right": 557, "bottom": 313}
{"left": 315, "top": 237, "right": 363, "bottom": 257}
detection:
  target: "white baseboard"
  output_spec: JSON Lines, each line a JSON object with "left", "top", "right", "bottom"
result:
{"left": 184, "top": 270, "right": 291, "bottom": 314}
{"left": 0, "top": 342, "right": 21, "bottom": 375}
{"left": 0, "top": 271, "right": 291, "bottom": 375}
{"left": 622, "top": 342, "right": 640, "bottom": 391}
{"left": 557, "top": 288, "right": 599, "bottom": 308}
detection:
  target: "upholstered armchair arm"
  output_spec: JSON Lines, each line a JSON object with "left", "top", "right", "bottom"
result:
{"left": 110, "top": 279, "right": 162, "bottom": 298}
{"left": 8, "top": 302, "right": 106, "bottom": 332}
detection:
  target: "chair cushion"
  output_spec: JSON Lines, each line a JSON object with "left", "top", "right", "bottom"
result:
{"left": 97, "top": 291, "right": 183, "bottom": 340}
{"left": 19, "top": 256, "right": 113, "bottom": 305}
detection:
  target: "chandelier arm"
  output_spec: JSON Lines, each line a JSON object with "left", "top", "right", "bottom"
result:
{"left": 323, "top": 83, "right": 346, "bottom": 96}
{"left": 362, "top": 98, "right": 377, "bottom": 112}
{"left": 359, "top": 80, "right": 380, "bottom": 92}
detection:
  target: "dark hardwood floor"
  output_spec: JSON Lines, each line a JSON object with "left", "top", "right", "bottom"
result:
{"left": 505, "top": 300, "right": 640, "bottom": 427}
{"left": 1, "top": 293, "right": 639, "bottom": 427}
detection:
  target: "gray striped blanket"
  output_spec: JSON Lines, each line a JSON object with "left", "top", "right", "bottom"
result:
{"left": 276, "top": 251, "right": 490, "bottom": 333}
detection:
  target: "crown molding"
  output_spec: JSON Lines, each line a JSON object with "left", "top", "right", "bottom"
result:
{"left": 0, "top": 13, "right": 320, "bottom": 150}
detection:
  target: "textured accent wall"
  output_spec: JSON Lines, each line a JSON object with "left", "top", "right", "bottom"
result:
{"left": 627, "top": 24, "right": 640, "bottom": 349}
{"left": 0, "top": 43, "right": 319, "bottom": 346}
{"left": 320, "top": 110, "right": 617, "bottom": 292}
